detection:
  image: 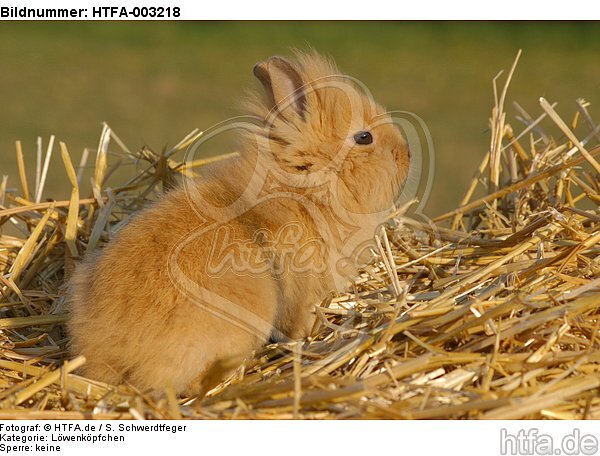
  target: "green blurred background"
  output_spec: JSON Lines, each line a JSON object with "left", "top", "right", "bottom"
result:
{"left": 1, "top": 22, "right": 599, "bottom": 215}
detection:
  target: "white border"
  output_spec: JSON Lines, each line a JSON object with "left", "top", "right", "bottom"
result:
{"left": 0, "top": 0, "right": 599, "bottom": 20}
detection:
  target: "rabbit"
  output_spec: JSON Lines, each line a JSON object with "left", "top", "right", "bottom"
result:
{"left": 67, "top": 51, "right": 410, "bottom": 396}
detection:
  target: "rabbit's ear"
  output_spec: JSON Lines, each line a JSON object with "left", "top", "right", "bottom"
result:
{"left": 253, "top": 56, "right": 306, "bottom": 118}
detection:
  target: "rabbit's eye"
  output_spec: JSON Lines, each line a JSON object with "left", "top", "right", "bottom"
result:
{"left": 354, "top": 131, "right": 373, "bottom": 145}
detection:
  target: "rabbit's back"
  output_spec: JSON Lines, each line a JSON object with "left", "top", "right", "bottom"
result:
{"left": 67, "top": 176, "right": 281, "bottom": 394}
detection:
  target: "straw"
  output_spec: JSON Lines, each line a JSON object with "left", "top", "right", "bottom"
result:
{"left": 60, "top": 142, "right": 80, "bottom": 258}
{"left": 0, "top": 60, "right": 598, "bottom": 419}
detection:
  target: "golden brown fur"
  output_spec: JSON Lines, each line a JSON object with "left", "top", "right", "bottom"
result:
{"left": 67, "top": 52, "right": 410, "bottom": 395}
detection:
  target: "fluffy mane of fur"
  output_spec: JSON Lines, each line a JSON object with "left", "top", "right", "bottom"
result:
{"left": 240, "top": 51, "right": 409, "bottom": 215}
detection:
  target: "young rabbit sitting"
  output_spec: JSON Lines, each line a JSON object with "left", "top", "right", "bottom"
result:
{"left": 67, "top": 52, "right": 410, "bottom": 396}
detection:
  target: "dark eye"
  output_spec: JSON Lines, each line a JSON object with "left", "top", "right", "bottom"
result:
{"left": 353, "top": 131, "right": 373, "bottom": 145}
